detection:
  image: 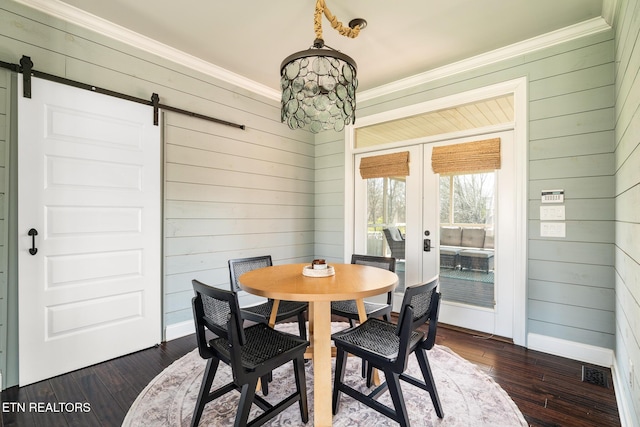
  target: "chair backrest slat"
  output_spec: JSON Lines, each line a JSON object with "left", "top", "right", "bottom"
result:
{"left": 351, "top": 254, "right": 396, "bottom": 272}
{"left": 397, "top": 276, "right": 439, "bottom": 334}
{"left": 351, "top": 254, "right": 396, "bottom": 304}
{"left": 391, "top": 277, "right": 440, "bottom": 369}
{"left": 423, "top": 291, "right": 441, "bottom": 350}
{"left": 192, "top": 279, "right": 246, "bottom": 347}
{"left": 228, "top": 255, "right": 273, "bottom": 293}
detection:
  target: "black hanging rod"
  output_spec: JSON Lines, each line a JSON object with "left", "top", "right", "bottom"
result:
{"left": 0, "top": 56, "right": 245, "bottom": 130}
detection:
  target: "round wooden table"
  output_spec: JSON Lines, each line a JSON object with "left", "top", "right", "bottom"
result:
{"left": 239, "top": 263, "right": 398, "bottom": 427}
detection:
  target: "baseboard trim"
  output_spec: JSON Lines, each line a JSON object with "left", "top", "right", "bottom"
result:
{"left": 611, "top": 358, "right": 634, "bottom": 427}
{"left": 527, "top": 333, "right": 614, "bottom": 367}
{"left": 165, "top": 320, "right": 195, "bottom": 342}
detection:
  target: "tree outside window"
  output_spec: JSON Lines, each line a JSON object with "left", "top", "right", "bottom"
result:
{"left": 440, "top": 172, "right": 494, "bottom": 226}
{"left": 366, "top": 177, "right": 406, "bottom": 256}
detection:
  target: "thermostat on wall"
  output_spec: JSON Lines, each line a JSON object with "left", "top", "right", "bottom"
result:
{"left": 541, "top": 189, "right": 564, "bottom": 203}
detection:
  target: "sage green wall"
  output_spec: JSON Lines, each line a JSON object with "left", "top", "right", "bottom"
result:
{"left": 314, "top": 130, "right": 345, "bottom": 264}
{"left": 0, "top": 0, "right": 314, "bottom": 388}
{"left": 613, "top": 0, "right": 640, "bottom": 423}
{"left": 318, "top": 30, "right": 617, "bottom": 350}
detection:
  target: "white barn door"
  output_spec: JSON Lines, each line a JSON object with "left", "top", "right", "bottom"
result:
{"left": 18, "top": 77, "right": 161, "bottom": 385}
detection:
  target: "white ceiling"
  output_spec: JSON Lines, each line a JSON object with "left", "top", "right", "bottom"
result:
{"left": 19, "top": 0, "right": 608, "bottom": 95}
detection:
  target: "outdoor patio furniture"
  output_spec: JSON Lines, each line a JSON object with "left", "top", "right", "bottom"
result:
{"left": 459, "top": 249, "right": 495, "bottom": 273}
{"left": 439, "top": 226, "right": 494, "bottom": 271}
{"left": 383, "top": 227, "right": 406, "bottom": 260}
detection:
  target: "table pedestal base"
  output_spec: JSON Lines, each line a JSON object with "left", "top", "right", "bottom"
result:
{"left": 311, "top": 301, "right": 332, "bottom": 427}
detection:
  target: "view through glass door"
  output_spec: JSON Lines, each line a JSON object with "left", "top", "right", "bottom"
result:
{"left": 365, "top": 176, "right": 407, "bottom": 287}
{"left": 438, "top": 172, "right": 496, "bottom": 310}
{"left": 424, "top": 131, "right": 516, "bottom": 338}
{"left": 354, "top": 134, "right": 516, "bottom": 338}
{"left": 354, "top": 146, "right": 424, "bottom": 308}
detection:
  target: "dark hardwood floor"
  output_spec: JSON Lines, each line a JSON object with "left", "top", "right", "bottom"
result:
{"left": 1, "top": 320, "right": 621, "bottom": 427}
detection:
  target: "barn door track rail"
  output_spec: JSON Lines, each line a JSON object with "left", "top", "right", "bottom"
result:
{"left": 0, "top": 55, "right": 245, "bottom": 130}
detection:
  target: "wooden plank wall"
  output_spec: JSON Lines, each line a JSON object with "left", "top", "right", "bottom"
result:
{"left": 346, "top": 29, "right": 617, "bottom": 350}
{"left": 0, "top": 1, "right": 314, "bottom": 387}
{"left": 163, "top": 113, "right": 315, "bottom": 325}
{"left": 613, "top": 0, "right": 640, "bottom": 424}
{"left": 314, "top": 130, "right": 346, "bottom": 264}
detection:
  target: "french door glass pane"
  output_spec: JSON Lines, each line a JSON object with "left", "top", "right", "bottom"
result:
{"left": 439, "top": 172, "right": 495, "bottom": 308}
{"left": 366, "top": 177, "right": 406, "bottom": 292}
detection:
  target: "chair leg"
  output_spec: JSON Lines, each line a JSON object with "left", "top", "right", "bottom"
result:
{"left": 190, "top": 358, "right": 220, "bottom": 427}
{"left": 332, "top": 348, "right": 348, "bottom": 415}
{"left": 293, "top": 355, "right": 309, "bottom": 423}
{"left": 297, "top": 312, "right": 307, "bottom": 340}
{"left": 366, "top": 362, "right": 375, "bottom": 388}
{"left": 260, "top": 370, "right": 274, "bottom": 395}
{"left": 260, "top": 374, "right": 269, "bottom": 396}
{"left": 386, "top": 370, "right": 410, "bottom": 427}
{"left": 235, "top": 378, "right": 258, "bottom": 427}
{"left": 416, "top": 348, "right": 444, "bottom": 418}
{"left": 348, "top": 318, "right": 356, "bottom": 328}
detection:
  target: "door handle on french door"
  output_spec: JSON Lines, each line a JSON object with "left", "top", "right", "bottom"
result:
{"left": 28, "top": 228, "right": 38, "bottom": 255}
{"left": 424, "top": 230, "right": 431, "bottom": 252}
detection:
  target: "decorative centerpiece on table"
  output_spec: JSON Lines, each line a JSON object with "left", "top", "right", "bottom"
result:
{"left": 302, "top": 259, "right": 335, "bottom": 277}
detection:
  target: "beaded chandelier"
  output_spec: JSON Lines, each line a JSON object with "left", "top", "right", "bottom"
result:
{"left": 280, "top": 0, "right": 366, "bottom": 133}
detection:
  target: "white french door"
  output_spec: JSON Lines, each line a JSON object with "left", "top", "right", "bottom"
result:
{"left": 423, "top": 131, "right": 516, "bottom": 338}
{"left": 18, "top": 77, "right": 162, "bottom": 385}
{"left": 353, "top": 145, "right": 425, "bottom": 308}
{"left": 353, "top": 132, "right": 517, "bottom": 338}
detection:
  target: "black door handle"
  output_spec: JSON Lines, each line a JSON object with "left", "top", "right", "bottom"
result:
{"left": 28, "top": 228, "right": 38, "bottom": 255}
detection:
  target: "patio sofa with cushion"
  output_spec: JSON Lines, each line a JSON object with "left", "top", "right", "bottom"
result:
{"left": 439, "top": 226, "right": 494, "bottom": 272}
{"left": 383, "top": 227, "right": 406, "bottom": 260}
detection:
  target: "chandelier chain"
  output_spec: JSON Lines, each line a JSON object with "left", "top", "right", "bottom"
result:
{"left": 314, "top": 0, "right": 361, "bottom": 40}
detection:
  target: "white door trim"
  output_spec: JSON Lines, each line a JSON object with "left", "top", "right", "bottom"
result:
{"left": 345, "top": 77, "right": 527, "bottom": 346}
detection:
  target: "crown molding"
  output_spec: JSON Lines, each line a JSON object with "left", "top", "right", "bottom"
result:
{"left": 358, "top": 17, "right": 612, "bottom": 102}
{"left": 13, "top": 0, "right": 611, "bottom": 103}
{"left": 11, "top": 0, "right": 281, "bottom": 100}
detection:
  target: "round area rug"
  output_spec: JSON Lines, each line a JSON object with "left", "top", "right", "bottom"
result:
{"left": 123, "top": 323, "right": 527, "bottom": 426}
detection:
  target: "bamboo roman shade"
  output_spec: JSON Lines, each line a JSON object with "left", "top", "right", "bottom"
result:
{"left": 359, "top": 151, "right": 410, "bottom": 179}
{"left": 431, "top": 138, "right": 501, "bottom": 174}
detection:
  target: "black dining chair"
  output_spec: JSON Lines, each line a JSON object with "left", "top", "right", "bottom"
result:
{"left": 330, "top": 254, "right": 396, "bottom": 328}
{"left": 190, "top": 279, "right": 309, "bottom": 427}
{"left": 229, "top": 255, "right": 308, "bottom": 341}
{"left": 331, "top": 277, "right": 444, "bottom": 427}
{"left": 331, "top": 254, "right": 395, "bottom": 378}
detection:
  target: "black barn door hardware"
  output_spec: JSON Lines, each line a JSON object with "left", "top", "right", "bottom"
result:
{"left": 2, "top": 55, "right": 245, "bottom": 130}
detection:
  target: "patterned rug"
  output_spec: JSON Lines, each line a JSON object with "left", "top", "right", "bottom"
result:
{"left": 123, "top": 323, "right": 527, "bottom": 426}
